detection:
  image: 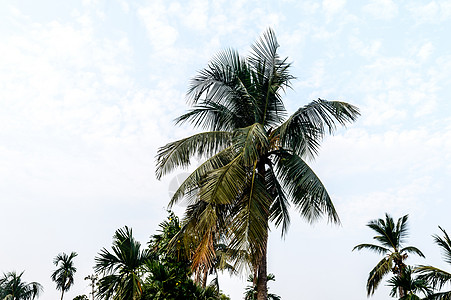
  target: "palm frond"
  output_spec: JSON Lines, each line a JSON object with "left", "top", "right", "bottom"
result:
{"left": 401, "top": 246, "right": 425, "bottom": 258}
{"left": 277, "top": 99, "right": 360, "bottom": 159}
{"left": 352, "top": 243, "right": 389, "bottom": 255}
{"left": 266, "top": 164, "right": 290, "bottom": 237}
{"left": 169, "top": 146, "right": 235, "bottom": 207}
{"left": 156, "top": 131, "right": 232, "bottom": 180}
{"left": 233, "top": 123, "right": 269, "bottom": 166}
{"left": 228, "top": 167, "right": 271, "bottom": 266}
{"left": 367, "top": 257, "right": 393, "bottom": 296}
{"left": 417, "top": 266, "right": 451, "bottom": 290}
{"left": 274, "top": 150, "right": 339, "bottom": 224}
{"left": 434, "top": 226, "right": 451, "bottom": 265}
{"left": 198, "top": 155, "right": 248, "bottom": 205}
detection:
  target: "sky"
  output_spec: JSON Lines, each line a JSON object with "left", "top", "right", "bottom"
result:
{"left": 1, "top": 0, "right": 451, "bottom": 299}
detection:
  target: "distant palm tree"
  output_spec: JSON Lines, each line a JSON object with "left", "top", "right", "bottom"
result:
{"left": 353, "top": 213, "right": 425, "bottom": 297}
{"left": 244, "top": 273, "right": 280, "bottom": 300}
{"left": 417, "top": 226, "right": 451, "bottom": 299}
{"left": 51, "top": 251, "right": 78, "bottom": 300}
{"left": 94, "top": 226, "right": 152, "bottom": 300}
{"left": 387, "top": 266, "right": 432, "bottom": 300}
{"left": 0, "top": 271, "right": 42, "bottom": 300}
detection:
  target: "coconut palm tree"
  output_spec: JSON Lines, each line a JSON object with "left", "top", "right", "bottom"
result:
{"left": 417, "top": 226, "right": 451, "bottom": 299}
{"left": 387, "top": 266, "right": 432, "bottom": 300}
{"left": 353, "top": 213, "right": 425, "bottom": 297}
{"left": 0, "top": 271, "right": 42, "bottom": 300}
{"left": 94, "top": 226, "right": 152, "bottom": 300}
{"left": 156, "top": 28, "right": 360, "bottom": 300}
{"left": 51, "top": 251, "right": 78, "bottom": 300}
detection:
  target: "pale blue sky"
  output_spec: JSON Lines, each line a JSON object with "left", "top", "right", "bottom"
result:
{"left": 1, "top": 1, "right": 451, "bottom": 299}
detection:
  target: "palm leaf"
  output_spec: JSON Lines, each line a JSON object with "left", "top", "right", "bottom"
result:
{"left": 277, "top": 99, "right": 360, "bottom": 159}
{"left": 367, "top": 257, "right": 392, "bottom": 296}
{"left": 266, "top": 164, "right": 290, "bottom": 237}
{"left": 274, "top": 150, "right": 339, "bottom": 224}
{"left": 233, "top": 123, "right": 269, "bottom": 166}
{"left": 352, "top": 243, "right": 389, "bottom": 255}
{"left": 168, "top": 146, "right": 235, "bottom": 207}
{"left": 156, "top": 131, "right": 232, "bottom": 179}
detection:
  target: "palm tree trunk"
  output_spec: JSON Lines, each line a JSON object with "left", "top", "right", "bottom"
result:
{"left": 256, "top": 232, "right": 268, "bottom": 300}
{"left": 61, "top": 289, "right": 65, "bottom": 300}
{"left": 256, "top": 162, "right": 268, "bottom": 300}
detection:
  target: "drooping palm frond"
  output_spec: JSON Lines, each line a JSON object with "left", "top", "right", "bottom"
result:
{"left": 273, "top": 150, "right": 338, "bottom": 224}
{"left": 266, "top": 164, "right": 290, "bottom": 237}
{"left": 367, "top": 257, "right": 393, "bottom": 296}
{"left": 168, "top": 146, "right": 235, "bottom": 207}
{"left": 227, "top": 169, "right": 271, "bottom": 265}
{"left": 417, "top": 266, "right": 451, "bottom": 291}
{"left": 198, "top": 155, "right": 248, "bottom": 205}
{"left": 156, "top": 131, "right": 232, "bottom": 180}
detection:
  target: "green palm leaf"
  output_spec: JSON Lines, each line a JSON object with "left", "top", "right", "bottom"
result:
{"left": 274, "top": 150, "right": 338, "bottom": 223}
{"left": 156, "top": 131, "right": 232, "bottom": 180}
{"left": 278, "top": 99, "right": 359, "bottom": 159}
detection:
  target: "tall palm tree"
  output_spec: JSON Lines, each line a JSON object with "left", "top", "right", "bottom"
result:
{"left": 156, "top": 28, "right": 360, "bottom": 300}
{"left": 353, "top": 213, "right": 425, "bottom": 297}
{"left": 94, "top": 226, "right": 152, "bottom": 300}
{"left": 51, "top": 251, "right": 78, "bottom": 300}
{"left": 387, "top": 266, "right": 432, "bottom": 300}
{"left": 417, "top": 226, "right": 451, "bottom": 299}
{"left": 0, "top": 271, "right": 43, "bottom": 300}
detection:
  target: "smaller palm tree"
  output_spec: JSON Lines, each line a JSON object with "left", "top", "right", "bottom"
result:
{"left": 51, "top": 251, "right": 78, "bottom": 300}
{"left": 417, "top": 226, "right": 451, "bottom": 299}
{"left": 0, "top": 271, "right": 43, "bottom": 300}
{"left": 244, "top": 273, "right": 280, "bottom": 300}
{"left": 94, "top": 226, "right": 152, "bottom": 300}
{"left": 387, "top": 266, "right": 432, "bottom": 300}
{"left": 353, "top": 213, "right": 425, "bottom": 297}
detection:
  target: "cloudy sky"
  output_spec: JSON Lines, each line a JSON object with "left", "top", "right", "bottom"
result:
{"left": 1, "top": 0, "right": 451, "bottom": 299}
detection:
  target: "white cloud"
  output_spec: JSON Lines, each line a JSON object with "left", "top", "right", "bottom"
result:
{"left": 408, "top": 1, "right": 451, "bottom": 23}
{"left": 137, "top": 3, "right": 179, "bottom": 51}
{"left": 417, "top": 42, "right": 435, "bottom": 60}
{"left": 322, "top": 0, "right": 346, "bottom": 17}
{"left": 363, "top": 0, "right": 398, "bottom": 19}
{"left": 349, "top": 36, "right": 381, "bottom": 58}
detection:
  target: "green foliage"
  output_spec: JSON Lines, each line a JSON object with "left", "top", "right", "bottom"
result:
{"left": 0, "top": 271, "right": 43, "bottom": 300}
{"left": 417, "top": 226, "right": 451, "bottom": 299}
{"left": 387, "top": 266, "right": 432, "bottom": 299}
{"left": 142, "top": 212, "right": 230, "bottom": 300}
{"left": 94, "top": 226, "right": 152, "bottom": 300}
{"left": 244, "top": 273, "right": 280, "bottom": 300}
{"left": 51, "top": 251, "right": 78, "bottom": 300}
{"left": 72, "top": 295, "right": 88, "bottom": 300}
{"left": 353, "top": 213, "right": 424, "bottom": 297}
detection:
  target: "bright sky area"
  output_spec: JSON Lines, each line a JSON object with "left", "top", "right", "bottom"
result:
{"left": 1, "top": 0, "right": 451, "bottom": 299}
